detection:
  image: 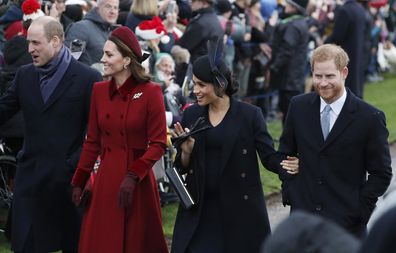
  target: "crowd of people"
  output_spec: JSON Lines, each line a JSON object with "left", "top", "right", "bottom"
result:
{"left": 0, "top": 0, "right": 395, "bottom": 252}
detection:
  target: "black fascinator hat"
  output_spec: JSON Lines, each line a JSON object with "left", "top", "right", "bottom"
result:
{"left": 192, "top": 37, "right": 238, "bottom": 97}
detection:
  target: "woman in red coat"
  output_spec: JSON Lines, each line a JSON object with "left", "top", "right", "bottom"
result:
{"left": 71, "top": 26, "right": 168, "bottom": 253}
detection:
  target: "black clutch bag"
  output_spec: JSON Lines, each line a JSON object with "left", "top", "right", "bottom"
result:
{"left": 171, "top": 116, "right": 211, "bottom": 148}
{"left": 165, "top": 166, "right": 195, "bottom": 210}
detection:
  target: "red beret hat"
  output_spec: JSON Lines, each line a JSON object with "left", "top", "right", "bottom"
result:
{"left": 110, "top": 26, "right": 149, "bottom": 63}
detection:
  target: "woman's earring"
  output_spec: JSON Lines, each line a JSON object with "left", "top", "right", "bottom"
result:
{"left": 123, "top": 64, "right": 128, "bottom": 69}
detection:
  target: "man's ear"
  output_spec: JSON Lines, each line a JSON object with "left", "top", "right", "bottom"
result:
{"left": 341, "top": 66, "right": 348, "bottom": 80}
{"left": 51, "top": 35, "right": 62, "bottom": 48}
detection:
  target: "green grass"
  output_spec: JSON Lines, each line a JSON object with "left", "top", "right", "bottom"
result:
{"left": 1, "top": 75, "right": 396, "bottom": 247}
{"left": 364, "top": 74, "right": 396, "bottom": 142}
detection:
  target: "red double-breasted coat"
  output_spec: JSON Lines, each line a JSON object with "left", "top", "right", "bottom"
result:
{"left": 72, "top": 76, "right": 168, "bottom": 253}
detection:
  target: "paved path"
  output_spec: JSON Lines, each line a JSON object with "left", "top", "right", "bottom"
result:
{"left": 266, "top": 142, "right": 396, "bottom": 230}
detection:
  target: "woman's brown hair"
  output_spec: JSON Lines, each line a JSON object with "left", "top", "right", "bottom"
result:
{"left": 108, "top": 35, "right": 151, "bottom": 84}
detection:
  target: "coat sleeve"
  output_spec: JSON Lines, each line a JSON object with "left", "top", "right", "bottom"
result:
{"left": 176, "top": 21, "right": 205, "bottom": 53}
{"left": 71, "top": 84, "right": 101, "bottom": 188}
{"left": 270, "top": 23, "right": 300, "bottom": 73}
{"left": 253, "top": 106, "right": 286, "bottom": 176}
{"left": 0, "top": 69, "right": 21, "bottom": 125}
{"left": 67, "top": 69, "right": 102, "bottom": 169}
{"left": 360, "top": 110, "right": 392, "bottom": 223}
{"left": 325, "top": 8, "right": 349, "bottom": 44}
{"left": 129, "top": 85, "right": 167, "bottom": 180}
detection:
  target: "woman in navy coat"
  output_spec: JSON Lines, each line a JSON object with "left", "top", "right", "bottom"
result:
{"left": 170, "top": 39, "right": 299, "bottom": 253}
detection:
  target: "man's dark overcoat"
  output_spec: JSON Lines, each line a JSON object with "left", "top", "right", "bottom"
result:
{"left": 279, "top": 90, "right": 392, "bottom": 235}
{"left": 0, "top": 58, "right": 102, "bottom": 252}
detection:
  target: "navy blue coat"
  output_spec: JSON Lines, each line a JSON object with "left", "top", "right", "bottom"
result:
{"left": 171, "top": 99, "right": 286, "bottom": 253}
{"left": 325, "top": 0, "right": 367, "bottom": 98}
{"left": 279, "top": 90, "right": 392, "bottom": 235}
{"left": 0, "top": 58, "right": 102, "bottom": 252}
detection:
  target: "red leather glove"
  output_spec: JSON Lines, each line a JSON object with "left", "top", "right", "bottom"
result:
{"left": 118, "top": 171, "right": 138, "bottom": 208}
{"left": 72, "top": 187, "right": 82, "bottom": 206}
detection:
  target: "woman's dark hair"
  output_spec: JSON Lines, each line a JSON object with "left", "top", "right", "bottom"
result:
{"left": 192, "top": 55, "right": 238, "bottom": 97}
{"left": 108, "top": 35, "right": 151, "bottom": 84}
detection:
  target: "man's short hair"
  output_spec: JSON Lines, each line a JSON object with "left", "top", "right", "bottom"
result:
{"left": 311, "top": 44, "right": 349, "bottom": 71}
{"left": 32, "top": 16, "right": 64, "bottom": 42}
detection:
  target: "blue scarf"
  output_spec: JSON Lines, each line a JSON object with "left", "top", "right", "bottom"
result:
{"left": 36, "top": 46, "right": 72, "bottom": 103}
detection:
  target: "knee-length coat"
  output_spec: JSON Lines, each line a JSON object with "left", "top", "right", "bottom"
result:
{"left": 72, "top": 77, "right": 168, "bottom": 253}
{"left": 171, "top": 99, "right": 286, "bottom": 253}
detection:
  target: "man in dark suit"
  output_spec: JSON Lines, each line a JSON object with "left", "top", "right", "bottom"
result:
{"left": 279, "top": 44, "right": 392, "bottom": 237}
{"left": 0, "top": 16, "right": 102, "bottom": 252}
{"left": 325, "top": 0, "right": 367, "bottom": 98}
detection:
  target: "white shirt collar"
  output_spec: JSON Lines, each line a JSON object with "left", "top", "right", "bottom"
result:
{"left": 320, "top": 88, "right": 347, "bottom": 116}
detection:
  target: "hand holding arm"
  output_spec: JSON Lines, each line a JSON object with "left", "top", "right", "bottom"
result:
{"left": 280, "top": 156, "right": 299, "bottom": 175}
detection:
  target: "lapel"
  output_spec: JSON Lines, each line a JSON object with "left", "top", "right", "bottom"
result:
{"left": 321, "top": 90, "right": 357, "bottom": 150}
{"left": 29, "top": 69, "right": 45, "bottom": 109}
{"left": 219, "top": 98, "right": 242, "bottom": 174}
{"left": 42, "top": 61, "right": 76, "bottom": 112}
{"left": 308, "top": 94, "right": 326, "bottom": 146}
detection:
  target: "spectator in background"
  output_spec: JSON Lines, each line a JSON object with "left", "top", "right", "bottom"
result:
{"left": 154, "top": 53, "right": 184, "bottom": 126}
{"left": 170, "top": 44, "right": 191, "bottom": 87}
{"left": 325, "top": 0, "right": 367, "bottom": 98}
{"left": 64, "top": 3, "right": 84, "bottom": 22}
{"left": 175, "top": 0, "right": 224, "bottom": 63}
{"left": 0, "top": 0, "right": 23, "bottom": 41}
{"left": 49, "top": 0, "right": 74, "bottom": 31}
{"left": 71, "top": 26, "right": 168, "bottom": 253}
{"left": 215, "top": 0, "right": 246, "bottom": 69}
{"left": 65, "top": 0, "right": 119, "bottom": 65}
{"left": 117, "top": 0, "right": 132, "bottom": 25}
{"left": 125, "top": 0, "right": 158, "bottom": 32}
{"left": 230, "top": 0, "right": 253, "bottom": 99}
{"left": 269, "top": 0, "right": 309, "bottom": 124}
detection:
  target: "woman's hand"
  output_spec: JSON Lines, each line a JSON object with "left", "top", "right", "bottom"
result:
{"left": 71, "top": 187, "right": 82, "bottom": 206}
{"left": 280, "top": 156, "right": 299, "bottom": 175}
{"left": 173, "top": 122, "right": 195, "bottom": 154}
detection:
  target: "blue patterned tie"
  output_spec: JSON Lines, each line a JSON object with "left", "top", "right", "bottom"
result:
{"left": 321, "top": 105, "right": 331, "bottom": 140}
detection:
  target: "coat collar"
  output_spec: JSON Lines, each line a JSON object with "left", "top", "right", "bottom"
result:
{"left": 108, "top": 76, "right": 141, "bottom": 100}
